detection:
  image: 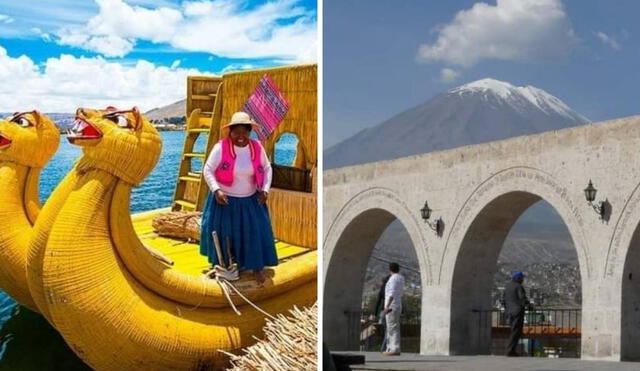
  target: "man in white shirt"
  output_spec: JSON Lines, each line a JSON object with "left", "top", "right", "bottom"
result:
{"left": 382, "top": 262, "right": 405, "bottom": 356}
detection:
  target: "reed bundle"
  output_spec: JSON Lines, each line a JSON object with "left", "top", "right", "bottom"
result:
{"left": 224, "top": 303, "right": 317, "bottom": 371}
{"left": 151, "top": 211, "right": 202, "bottom": 242}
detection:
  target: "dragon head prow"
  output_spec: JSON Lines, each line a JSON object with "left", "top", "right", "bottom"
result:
{"left": 71, "top": 106, "right": 162, "bottom": 185}
{"left": 0, "top": 111, "right": 60, "bottom": 168}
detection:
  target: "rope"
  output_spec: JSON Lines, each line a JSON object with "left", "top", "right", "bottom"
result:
{"left": 174, "top": 224, "right": 274, "bottom": 319}
{"left": 215, "top": 276, "right": 276, "bottom": 320}
{"left": 174, "top": 272, "right": 276, "bottom": 320}
{"left": 216, "top": 276, "right": 242, "bottom": 316}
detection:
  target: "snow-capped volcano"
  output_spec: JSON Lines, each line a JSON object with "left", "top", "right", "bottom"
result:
{"left": 325, "top": 78, "right": 589, "bottom": 169}
{"left": 451, "top": 78, "right": 588, "bottom": 122}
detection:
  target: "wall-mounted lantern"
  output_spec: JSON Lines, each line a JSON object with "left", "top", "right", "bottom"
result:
{"left": 420, "top": 200, "right": 443, "bottom": 235}
{"left": 584, "top": 180, "right": 605, "bottom": 219}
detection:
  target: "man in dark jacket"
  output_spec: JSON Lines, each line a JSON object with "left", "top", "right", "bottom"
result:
{"left": 375, "top": 274, "right": 391, "bottom": 351}
{"left": 502, "top": 271, "right": 530, "bottom": 357}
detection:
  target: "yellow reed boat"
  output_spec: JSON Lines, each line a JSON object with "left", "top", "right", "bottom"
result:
{"left": 4, "top": 64, "right": 317, "bottom": 370}
{"left": 0, "top": 111, "right": 59, "bottom": 311}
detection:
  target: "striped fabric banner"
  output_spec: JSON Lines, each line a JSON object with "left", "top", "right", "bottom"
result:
{"left": 243, "top": 74, "right": 290, "bottom": 140}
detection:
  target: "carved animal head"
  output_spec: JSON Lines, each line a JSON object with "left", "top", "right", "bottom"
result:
{"left": 69, "top": 106, "right": 162, "bottom": 185}
{"left": 0, "top": 111, "right": 60, "bottom": 168}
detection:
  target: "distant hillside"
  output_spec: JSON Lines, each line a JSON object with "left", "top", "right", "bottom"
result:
{"left": 1, "top": 113, "right": 74, "bottom": 130}
{"left": 363, "top": 217, "right": 581, "bottom": 310}
{"left": 145, "top": 99, "right": 185, "bottom": 125}
{"left": 2, "top": 100, "right": 186, "bottom": 130}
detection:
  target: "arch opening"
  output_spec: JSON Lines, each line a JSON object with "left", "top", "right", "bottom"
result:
{"left": 450, "top": 191, "right": 582, "bottom": 356}
{"left": 621, "top": 224, "right": 640, "bottom": 361}
{"left": 272, "top": 132, "right": 311, "bottom": 192}
{"left": 273, "top": 132, "right": 299, "bottom": 167}
{"left": 324, "top": 208, "right": 423, "bottom": 351}
{"left": 361, "top": 220, "right": 422, "bottom": 352}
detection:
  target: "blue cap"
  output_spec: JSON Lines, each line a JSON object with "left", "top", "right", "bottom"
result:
{"left": 511, "top": 271, "right": 525, "bottom": 279}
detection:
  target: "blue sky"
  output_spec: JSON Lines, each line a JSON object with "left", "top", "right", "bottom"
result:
{"left": 0, "top": 0, "right": 317, "bottom": 112}
{"left": 324, "top": 0, "right": 640, "bottom": 148}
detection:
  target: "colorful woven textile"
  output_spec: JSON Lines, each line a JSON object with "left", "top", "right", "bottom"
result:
{"left": 243, "top": 74, "right": 290, "bottom": 140}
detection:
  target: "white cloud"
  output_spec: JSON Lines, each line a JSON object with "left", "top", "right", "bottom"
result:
{"left": 440, "top": 68, "right": 460, "bottom": 83}
{"left": 595, "top": 31, "right": 620, "bottom": 50}
{"left": 0, "top": 14, "right": 14, "bottom": 24}
{"left": 87, "top": 0, "right": 182, "bottom": 41}
{"left": 56, "top": 0, "right": 317, "bottom": 62}
{"left": 126, "top": 0, "right": 178, "bottom": 8}
{"left": 417, "top": 0, "right": 577, "bottom": 67}
{"left": 0, "top": 45, "right": 210, "bottom": 113}
{"left": 219, "top": 63, "right": 257, "bottom": 74}
{"left": 0, "top": 3, "right": 98, "bottom": 38}
{"left": 31, "top": 28, "right": 52, "bottom": 42}
{"left": 58, "top": 31, "right": 135, "bottom": 57}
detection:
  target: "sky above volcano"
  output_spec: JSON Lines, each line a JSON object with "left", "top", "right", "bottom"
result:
{"left": 324, "top": 0, "right": 640, "bottom": 148}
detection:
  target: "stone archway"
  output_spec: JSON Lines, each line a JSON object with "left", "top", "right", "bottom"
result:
{"left": 621, "top": 226, "right": 640, "bottom": 360}
{"left": 323, "top": 116, "right": 640, "bottom": 361}
{"left": 439, "top": 168, "right": 590, "bottom": 355}
{"left": 323, "top": 188, "right": 431, "bottom": 350}
{"left": 605, "top": 181, "right": 640, "bottom": 361}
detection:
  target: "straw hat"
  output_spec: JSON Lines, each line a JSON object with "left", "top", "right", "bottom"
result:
{"left": 222, "top": 111, "right": 259, "bottom": 129}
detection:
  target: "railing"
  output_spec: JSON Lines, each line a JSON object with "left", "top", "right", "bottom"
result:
{"left": 472, "top": 308, "right": 581, "bottom": 358}
{"left": 344, "top": 309, "right": 421, "bottom": 352}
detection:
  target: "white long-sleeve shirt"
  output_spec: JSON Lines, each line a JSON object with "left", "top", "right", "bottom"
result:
{"left": 203, "top": 141, "right": 272, "bottom": 197}
{"left": 384, "top": 273, "right": 405, "bottom": 310}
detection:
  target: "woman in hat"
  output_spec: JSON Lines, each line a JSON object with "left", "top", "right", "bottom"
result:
{"left": 200, "top": 111, "right": 277, "bottom": 284}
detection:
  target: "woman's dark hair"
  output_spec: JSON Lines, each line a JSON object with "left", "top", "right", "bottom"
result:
{"left": 230, "top": 124, "right": 252, "bottom": 132}
{"left": 389, "top": 262, "right": 400, "bottom": 273}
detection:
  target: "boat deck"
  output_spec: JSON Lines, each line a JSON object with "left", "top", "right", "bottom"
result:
{"left": 131, "top": 208, "right": 312, "bottom": 276}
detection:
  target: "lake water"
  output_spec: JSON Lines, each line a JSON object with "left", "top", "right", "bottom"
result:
{"left": 0, "top": 130, "right": 298, "bottom": 369}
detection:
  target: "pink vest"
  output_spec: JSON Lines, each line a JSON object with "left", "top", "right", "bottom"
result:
{"left": 214, "top": 137, "right": 265, "bottom": 190}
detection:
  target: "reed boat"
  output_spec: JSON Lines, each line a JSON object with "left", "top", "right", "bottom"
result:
{"left": 20, "top": 64, "right": 317, "bottom": 370}
{"left": 0, "top": 111, "right": 59, "bottom": 311}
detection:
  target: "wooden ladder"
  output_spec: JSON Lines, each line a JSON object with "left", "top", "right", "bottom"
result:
{"left": 172, "top": 76, "right": 223, "bottom": 211}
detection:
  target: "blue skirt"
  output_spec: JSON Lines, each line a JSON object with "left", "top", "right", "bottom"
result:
{"left": 200, "top": 191, "right": 278, "bottom": 271}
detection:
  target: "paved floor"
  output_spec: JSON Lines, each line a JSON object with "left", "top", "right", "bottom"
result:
{"left": 337, "top": 352, "right": 640, "bottom": 371}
